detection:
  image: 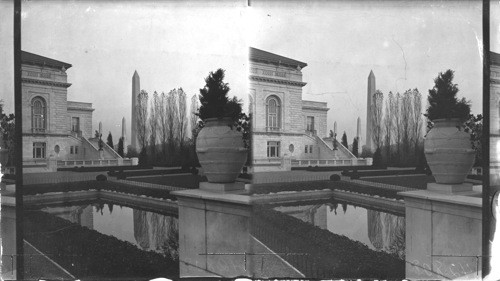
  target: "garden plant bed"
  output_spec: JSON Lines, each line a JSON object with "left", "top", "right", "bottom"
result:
{"left": 57, "top": 165, "right": 152, "bottom": 172}
{"left": 252, "top": 207, "right": 404, "bottom": 278}
{"left": 23, "top": 210, "right": 179, "bottom": 279}
{"left": 23, "top": 180, "right": 177, "bottom": 200}
{"left": 249, "top": 180, "right": 404, "bottom": 200}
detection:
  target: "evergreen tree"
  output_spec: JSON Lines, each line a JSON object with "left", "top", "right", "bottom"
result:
{"left": 352, "top": 137, "right": 359, "bottom": 157}
{"left": 106, "top": 132, "right": 114, "bottom": 149}
{"left": 426, "top": 69, "right": 470, "bottom": 122}
{"left": 341, "top": 131, "right": 348, "bottom": 148}
{"left": 117, "top": 137, "right": 124, "bottom": 157}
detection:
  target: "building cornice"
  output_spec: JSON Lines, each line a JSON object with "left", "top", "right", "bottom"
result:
{"left": 302, "top": 106, "right": 329, "bottom": 111}
{"left": 253, "top": 130, "right": 305, "bottom": 137}
{"left": 250, "top": 75, "right": 307, "bottom": 87}
{"left": 22, "top": 77, "right": 72, "bottom": 88}
{"left": 67, "top": 106, "right": 95, "bottom": 112}
{"left": 250, "top": 58, "right": 302, "bottom": 69}
{"left": 23, "top": 132, "right": 71, "bottom": 137}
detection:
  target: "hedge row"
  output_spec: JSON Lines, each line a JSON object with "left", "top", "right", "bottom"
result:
{"left": 23, "top": 180, "right": 177, "bottom": 200}
{"left": 57, "top": 165, "right": 152, "bottom": 172}
{"left": 341, "top": 169, "right": 425, "bottom": 177}
{"left": 292, "top": 165, "right": 386, "bottom": 172}
{"left": 249, "top": 180, "right": 403, "bottom": 199}
{"left": 107, "top": 168, "right": 188, "bottom": 177}
{"left": 24, "top": 210, "right": 179, "bottom": 279}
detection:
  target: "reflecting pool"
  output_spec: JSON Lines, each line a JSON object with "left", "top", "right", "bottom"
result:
{"left": 274, "top": 201, "right": 405, "bottom": 259}
{"left": 40, "top": 203, "right": 179, "bottom": 260}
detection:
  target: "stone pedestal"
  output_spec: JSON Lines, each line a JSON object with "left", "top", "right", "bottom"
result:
{"left": 200, "top": 182, "right": 245, "bottom": 192}
{"left": 399, "top": 189, "right": 482, "bottom": 280}
{"left": 281, "top": 154, "right": 291, "bottom": 171}
{"left": 47, "top": 158, "right": 58, "bottom": 172}
{"left": 131, "top": 157, "right": 139, "bottom": 166}
{"left": 171, "top": 188, "right": 254, "bottom": 278}
{"left": 427, "top": 182, "right": 473, "bottom": 194}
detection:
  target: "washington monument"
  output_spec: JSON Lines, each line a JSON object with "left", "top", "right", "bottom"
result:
{"left": 131, "top": 70, "right": 140, "bottom": 150}
{"left": 366, "top": 70, "right": 375, "bottom": 151}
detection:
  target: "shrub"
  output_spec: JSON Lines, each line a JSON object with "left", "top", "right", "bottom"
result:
{"left": 372, "top": 148, "right": 384, "bottom": 167}
{"left": 330, "top": 174, "right": 341, "bottom": 181}
{"left": 96, "top": 174, "right": 107, "bottom": 181}
{"left": 190, "top": 167, "right": 199, "bottom": 175}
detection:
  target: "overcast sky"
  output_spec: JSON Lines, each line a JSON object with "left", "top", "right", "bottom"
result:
{"left": 0, "top": 0, "right": 497, "bottom": 144}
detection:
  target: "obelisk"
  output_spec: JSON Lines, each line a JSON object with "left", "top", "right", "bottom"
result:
{"left": 356, "top": 117, "right": 361, "bottom": 156}
{"left": 366, "top": 70, "right": 375, "bottom": 151}
{"left": 333, "top": 121, "right": 337, "bottom": 136}
{"left": 98, "top": 121, "right": 102, "bottom": 136}
{"left": 131, "top": 71, "right": 140, "bottom": 151}
{"left": 122, "top": 117, "right": 127, "bottom": 155}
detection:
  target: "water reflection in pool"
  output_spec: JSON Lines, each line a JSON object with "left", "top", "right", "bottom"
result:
{"left": 274, "top": 201, "right": 405, "bottom": 259}
{"left": 41, "top": 203, "right": 178, "bottom": 260}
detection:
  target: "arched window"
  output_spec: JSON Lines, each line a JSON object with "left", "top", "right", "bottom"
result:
{"left": 32, "top": 97, "right": 46, "bottom": 133}
{"left": 266, "top": 96, "right": 281, "bottom": 131}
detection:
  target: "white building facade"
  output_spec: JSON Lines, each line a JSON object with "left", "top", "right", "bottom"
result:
{"left": 249, "top": 48, "right": 361, "bottom": 172}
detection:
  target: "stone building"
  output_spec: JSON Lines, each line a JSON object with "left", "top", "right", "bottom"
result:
{"left": 249, "top": 47, "right": 363, "bottom": 172}
{"left": 21, "top": 51, "right": 122, "bottom": 172}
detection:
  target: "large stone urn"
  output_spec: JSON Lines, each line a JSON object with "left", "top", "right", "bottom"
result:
{"left": 424, "top": 118, "right": 475, "bottom": 184}
{"left": 196, "top": 117, "right": 248, "bottom": 183}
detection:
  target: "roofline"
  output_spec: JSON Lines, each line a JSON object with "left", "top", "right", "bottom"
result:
{"left": 249, "top": 47, "right": 307, "bottom": 69}
{"left": 21, "top": 50, "right": 72, "bottom": 70}
{"left": 491, "top": 52, "right": 500, "bottom": 66}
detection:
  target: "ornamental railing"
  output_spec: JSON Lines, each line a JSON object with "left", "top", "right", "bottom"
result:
{"left": 291, "top": 158, "right": 372, "bottom": 167}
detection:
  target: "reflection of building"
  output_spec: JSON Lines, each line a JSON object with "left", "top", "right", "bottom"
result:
{"left": 491, "top": 52, "right": 500, "bottom": 185}
{"left": 274, "top": 204, "right": 327, "bottom": 229}
{"left": 42, "top": 205, "right": 94, "bottom": 229}
{"left": 21, "top": 51, "right": 122, "bottom": 172}
{"left": 249, "top": 47, "right": 356, "bottom": 172}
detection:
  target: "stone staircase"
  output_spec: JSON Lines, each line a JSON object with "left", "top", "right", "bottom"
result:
{"left": 86, "top": 138, "right": 122, "bottom": 159}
